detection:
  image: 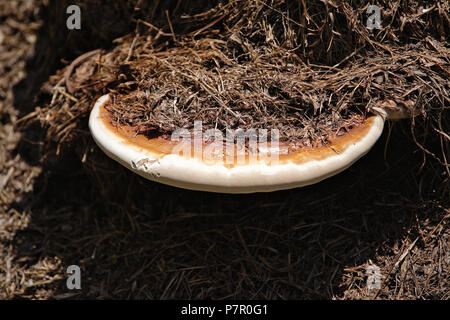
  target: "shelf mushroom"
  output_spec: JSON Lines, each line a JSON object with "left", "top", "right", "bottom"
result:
{"left": 89, "top": 94, "right": 400, "bottom": 193}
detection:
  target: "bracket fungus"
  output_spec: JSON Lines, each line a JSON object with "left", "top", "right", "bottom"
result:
{"left": 87, "top": 94, "right": 413, "bottom": 193}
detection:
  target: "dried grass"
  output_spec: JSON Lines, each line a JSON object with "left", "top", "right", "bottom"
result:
{"left": 1, "top": 0, "right": 449, "bottom": 300}
{"left": 25, "top": 0, "right": 449, "bottom": 152}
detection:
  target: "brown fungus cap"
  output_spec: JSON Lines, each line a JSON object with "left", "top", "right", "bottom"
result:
{"left": 90, "top": 95, "right": 386, "bottom": 193}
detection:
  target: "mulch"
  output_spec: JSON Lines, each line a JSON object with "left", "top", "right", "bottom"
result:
{"left": 0, "top": 0, "right": 448, "bottom": 299}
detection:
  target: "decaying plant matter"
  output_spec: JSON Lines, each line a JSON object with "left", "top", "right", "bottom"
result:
{"left": 3, "top": 0, "right": 449, "bottom": 300}
{"left": 26, "top": 0, "right": 448, "bottom": 163}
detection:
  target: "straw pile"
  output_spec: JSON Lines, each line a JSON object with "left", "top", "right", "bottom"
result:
{"left": 24, "top": 0, "right": 449, "bottom": 157}
{"left": 3, "top": 0, "right": 449, "bottom": 300}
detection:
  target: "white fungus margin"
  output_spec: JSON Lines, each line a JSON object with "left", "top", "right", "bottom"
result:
{"left": 89, "top": 94, "right": 386, "bottom": 193}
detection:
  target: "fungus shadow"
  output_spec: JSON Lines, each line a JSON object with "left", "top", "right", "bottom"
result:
{"left": 13, "top": 119, "right": 446, "bottom": 299}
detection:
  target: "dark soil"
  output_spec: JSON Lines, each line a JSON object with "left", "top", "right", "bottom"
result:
{"left": 0, "top": 0, "right": 449, "bottom": 300}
